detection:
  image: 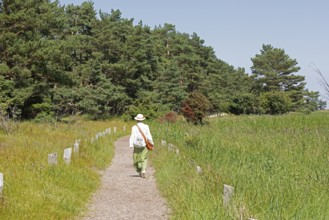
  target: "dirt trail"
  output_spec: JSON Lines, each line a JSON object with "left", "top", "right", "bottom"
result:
{"left": 82, "top": 136, "right": 170, "bottom": 220}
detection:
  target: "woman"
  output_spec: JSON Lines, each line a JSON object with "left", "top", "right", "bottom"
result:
{"left": 129, "top": 113, "right": 154, "bottom": 178}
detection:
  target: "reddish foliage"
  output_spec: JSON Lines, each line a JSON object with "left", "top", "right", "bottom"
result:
{"left": 158, "top": 111, "right": 179, "bottom": 123}
{"left": 181, "top": 101, "right": 196, "bottom": 122}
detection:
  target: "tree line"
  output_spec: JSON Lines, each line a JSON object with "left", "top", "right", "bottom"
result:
{"left": 0, "top": 0, "right": 326, "bottom": 122}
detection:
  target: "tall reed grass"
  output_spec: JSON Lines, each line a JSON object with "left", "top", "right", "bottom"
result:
{"left": 0, "top": 119, "right": 130, "bottom": 219}
{"left": 150, "top": 111, "right": 329, "bottom": 219}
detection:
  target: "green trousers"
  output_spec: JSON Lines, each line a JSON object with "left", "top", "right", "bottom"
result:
{"left": 133, "top": 146, "right": 149, "bottom": 173}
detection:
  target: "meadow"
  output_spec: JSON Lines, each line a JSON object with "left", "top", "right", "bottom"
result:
{"left": 0, "top": 119, "right": 130, "bottom": 219}
{"left": 1, "top": 112, "right": 328, "bottom": 219}
{"left": 150, "top": 111, "right": 329, "bottom": 219}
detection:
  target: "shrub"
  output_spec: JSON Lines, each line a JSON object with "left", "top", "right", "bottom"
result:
{"left": 158, "top": 111, "right": 180, "bottom": 123}
{"left": 181, "top": 92, "right": 213, "bottom": 124}
{"left": 260, "top": 91, "right": 291, "bottom": 114}
{"left": 228, "top": 93, "right": 259, "bottom": 115}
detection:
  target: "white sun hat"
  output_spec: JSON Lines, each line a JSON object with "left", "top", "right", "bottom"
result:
{"left": 134, "top": 113, "right": 145, "bottom": 121}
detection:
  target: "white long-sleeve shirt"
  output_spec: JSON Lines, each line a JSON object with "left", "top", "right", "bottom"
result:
{"left": 129, "top": 122, "right": 154, "bottom": 148}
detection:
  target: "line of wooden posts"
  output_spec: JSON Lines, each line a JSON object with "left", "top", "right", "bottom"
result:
{"left": 160, "top": 139, "right": 257, "bottom": 220}
{"left": 0, "top": 128, "right": 257, "bottom": 219}
{"left": 0, "top": 125, "right": 126, "bottom": 202}
{"left": 161, "top": 139, "right": 235, "bottom": 206}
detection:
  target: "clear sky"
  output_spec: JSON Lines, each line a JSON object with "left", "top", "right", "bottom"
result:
{"left": 59, "top": 0, "right": 329, "bottom": 100}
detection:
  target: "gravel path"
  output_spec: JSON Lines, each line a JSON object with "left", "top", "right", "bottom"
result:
{"left": 82, "top": 136, "right": 170, "bottom": 220}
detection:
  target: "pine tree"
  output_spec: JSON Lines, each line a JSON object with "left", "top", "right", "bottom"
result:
{"left": 251, "top": 44, "right": 306, "bottom": 112}
{"left": 0, "top": 0, "right": 67, "bottom": 118}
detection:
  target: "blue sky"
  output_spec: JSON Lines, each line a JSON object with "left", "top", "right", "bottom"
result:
{"left": 59, "top": 0, "right": 329, "bottom": 100}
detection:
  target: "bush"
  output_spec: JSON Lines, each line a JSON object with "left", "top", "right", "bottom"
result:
{"left": 157, "top": 111, "right": 180, "bottom": 123}
{"left": 228, "top": 93, "right": 259, "bottom": 115}
{"left": 181, "top": 92, "right": 213, "bottom": 124}
{"left": 260, "top": 91, "right": 291, "bottom": 114}
{"left": 33, "top": 111, "right": 56, "bottom": 123}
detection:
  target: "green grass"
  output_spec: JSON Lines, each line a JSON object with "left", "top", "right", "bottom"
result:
{"left": 1, "top": 112, "right": 328, "bottom": 219}
{"left": 150, "top": 111, "right": 329, "bottom": 219}
{"left": 0, "top": 120, "right": 131, "bottom": 219}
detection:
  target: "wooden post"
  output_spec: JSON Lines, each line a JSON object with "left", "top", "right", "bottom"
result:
{"left": 196, "top": 165, "right": 202, "bottom": 173}
{"left": 0, "top": 173, "right": 3, "bottom": 194}
{"left": 48, "top": 153, "right": 58, "bottom": 165}
{"left": 161, "top": 140, "right": 166, "bottom": 146}
{"left": 223, "top": 184, "right": 234, "bottom": 207}
{"left": 114, "top": 127, "right": 117, "bottom": 133}
{"left": 123, "top": 126, "right": 126, "bottom": 131}
{"left": 74, "top": 140, "right": 79, "bottom": 153}
{"left": 63, "top": 148, "right": 72, "bottom": 164}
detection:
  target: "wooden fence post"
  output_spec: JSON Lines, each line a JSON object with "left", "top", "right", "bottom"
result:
{"left": 48, "top": 153, "right": 58, "bottom": 165}
{"left": 0, "top": 172, "right": 3, "bottom": 204}
{"left": 196, "top": 165, "right": 202, "bottom": 174}
{"left": 74, "top": 140, "right": 79, "bottom": 153}
{"left": 63, "top": 148, "right": 72, "bottom": 164}
{"left": 161, "top": 140, "right": 166, "bottom": 146}
{"left": 223, "top": 184, "right": 234, "bottom": 207}
{"left": 0, "top": 173, "right": 3, "bottom": 194}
